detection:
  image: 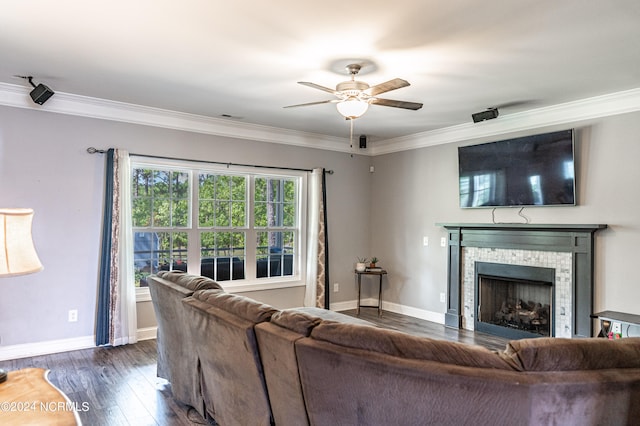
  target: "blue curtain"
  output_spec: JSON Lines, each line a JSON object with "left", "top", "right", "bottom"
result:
{"left": 96, "top": 149, "right": 115, "bottom": 346}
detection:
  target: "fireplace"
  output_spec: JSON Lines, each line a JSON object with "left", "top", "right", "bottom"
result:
{"left": 475, "top": 262, "right": 554, "bottom": 339}
{"left": 438, "top": 223, "right": 607, "bottom": 338}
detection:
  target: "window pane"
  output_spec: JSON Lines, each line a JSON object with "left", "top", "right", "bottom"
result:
{"left": 254, "top": 202, "right": 267, "bottom": 227}
{"left": 132, "top": 197, "right": 151, "bottom": 227}
{"left": 200, "top": 231, "right": 246, "bottom": 281}
{"left": 199, "top": 200, "right": 215, "bottom": 227}
{"left": 256, "top": 231, "right": 295, "bottom": 278}
{"left": 199, "top": 173, "right": 246, "bottom": 228}
{"left": 173, "top": 172, "right": 189, "bottom": 198}
{"left": 232, "top": 176, "right": 246, "bottom": 200}
{"left": 153, "top": 199, "right": 171, "bottom": 227}
{"left": 132, "top": 168, "right": 190, "bottom": 228}
{"left": 153, "top": 170, "right": 170, "bottom": 197}
{"left": 132, "top": 169, "right": 154, "bottom": 227}
{"left": 171, "top": 172, "right": 190, "bottom": 226}
{"left": 254, "top": 177, "right": 296, "bottom": 228}
{"left": 255, "top": 177, "right": 267, "bottom": 202}
{"left": 215, "top": 201, "right": 230, "bottom": 227}
{"left": 134, "top": 231, "right": 187, "bottom": 287}
{"left": 232, "top": 201, "right": 245, "bottom": 227}
{"left": 173, "top": 200, "right": 189, "bottom": 227}
{"left": 284, "top": 180, "right": 295, "bottom": 203}
{"left": 283, "top": 203, "right": 295, "bottom": 227}
{"left": 199, "top": 174, "right": 215, "bottom": 198}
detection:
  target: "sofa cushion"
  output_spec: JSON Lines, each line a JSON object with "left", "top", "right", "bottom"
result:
{"left": 504, "top": 337, "right": 640, "bottom": 371}
{"left": 310, "top": 321, "right": 515, "bottom": 370}
{"left": 156, "top": 270, "right": 222, "bottom": 292}
{"left": 269, "top": 309, "right": 323, "bottom": 337}
{"left": 192, "top": 289, "right": 277, "bottom": 323}
{"left": 270, "top": 308, "right": 374, "bottom": 337}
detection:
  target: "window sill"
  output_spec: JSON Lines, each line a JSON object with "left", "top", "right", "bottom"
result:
{"left": 135, "top": 279, "right": 305, "bottom": 302}
{"left": 222, "top": 279, "right": 306, "bottom": 293}
{"left": 136, "top": 288, "right": 152, "bottom": 303}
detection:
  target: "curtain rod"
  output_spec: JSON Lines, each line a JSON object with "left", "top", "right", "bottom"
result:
{"left": 86, "top": 147, "right": 334, "bottom": 174}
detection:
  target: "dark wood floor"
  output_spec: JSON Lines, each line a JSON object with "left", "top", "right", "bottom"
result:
{"left": 0, "top": 309, "right": 509, "bottom": 425}
{"left": 344, "top": 307, "right": 510, "bottom": 352}
{"left": 0, "top": 340, "right": 211, "bottom": 426}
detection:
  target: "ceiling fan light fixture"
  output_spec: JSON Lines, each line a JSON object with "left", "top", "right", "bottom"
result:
{"left": 336, "top": 98, "right": 369, "bottom": 119}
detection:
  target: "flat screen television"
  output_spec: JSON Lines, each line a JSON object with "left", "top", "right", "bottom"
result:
{"left": 458, "top": 129, "right": 575, "bottom": 208}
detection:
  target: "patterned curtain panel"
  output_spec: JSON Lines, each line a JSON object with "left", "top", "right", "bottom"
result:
{"left": 305, "top": 168, "right": 329, "bottom": 308}
{"left": 96, "top": 149, "right": 137, "bottom": 346}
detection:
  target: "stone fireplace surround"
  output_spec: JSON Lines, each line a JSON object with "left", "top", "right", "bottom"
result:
{"left": 465, "top": 248, "right": 570, "bottom": 338}
{"left": 438, "top": 223, "right": 607, "bottom": 338}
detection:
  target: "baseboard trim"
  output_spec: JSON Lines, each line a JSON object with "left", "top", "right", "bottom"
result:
{"left": 137, "top": 327, "right": 157, "bottom": 341}
{"left": 0, "top": 335, "right": 95, "bottom": 361}
{"left": 332, "top": 298, "right": 445, "bottom": 324}
{"left": 0, "top": 327, "right": 159, "bottom": 361}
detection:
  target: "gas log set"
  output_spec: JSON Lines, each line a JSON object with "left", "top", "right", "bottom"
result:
{"left": 493, "top": 299, "right": 550, "bottom": 336}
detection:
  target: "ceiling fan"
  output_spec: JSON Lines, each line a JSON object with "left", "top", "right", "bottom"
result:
{"left": 284, "top": 63, "right": 423, "bottom": 120}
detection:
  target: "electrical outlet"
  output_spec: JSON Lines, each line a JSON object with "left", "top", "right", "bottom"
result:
{"left": 423, "top": 236, "right": 429, "bottom": 246}
{"left": 333, "top": 283, "right": 339, "bottom": 292}
{"left": 440, "top": 237, "right": 447, "bottom": 247}
{"left": 68, "top": 309, "right": 78, "bottom": 322}
{"left": 612, "top": 322, "right": 622, "bottom": 334}
{"left": 439, "top": 292, "right": 446, "bottom": 303}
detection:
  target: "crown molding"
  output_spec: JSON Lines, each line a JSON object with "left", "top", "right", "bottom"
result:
{"left": 371, "top": 88, "right": 640, "bottom": 155}
{"left": 0, "top": 82, "right": 352, "bottom": 153}
{"left": 2, "top": 82, "right": 639, "bottom": 156}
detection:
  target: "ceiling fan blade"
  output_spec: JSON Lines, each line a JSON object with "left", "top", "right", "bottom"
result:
{"left": 364, "top": 78, "right": 410, "bottom": 96}
{"left": 298, "top": 81, "right": 337, "bottom": 94}
{"left": 371, "top": 98, "right": 423, "bottom": 110}
{"left": 283, "top": 100, "right": 337, "bottom": 108}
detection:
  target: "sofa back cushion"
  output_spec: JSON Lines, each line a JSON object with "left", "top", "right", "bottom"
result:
{"left": 192, "top": 289, "right": 277, "bottom": 323}
{"left": 156, "top": 270, "right": 222, "bottom": 292}
{"left": 268, "top": 309, "right": 322, "bottom": 337}
{"left": 504, "top": 337, "right": 640, "bottom": 371}
{"left": 310, "top": 321, "right": 515, "bottom": 370}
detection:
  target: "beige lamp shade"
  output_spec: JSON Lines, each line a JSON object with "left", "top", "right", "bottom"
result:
{"left": 0, "top": 208, "right": 43, "bottom": 277}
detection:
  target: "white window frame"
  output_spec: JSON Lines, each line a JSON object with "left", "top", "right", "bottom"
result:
{"left": 132, "top": 157, "right": 308, "bottom": 301}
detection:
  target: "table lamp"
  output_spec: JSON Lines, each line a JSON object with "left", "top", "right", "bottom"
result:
{"left": 0, "top": 208, "right": 43, "bottom": 383}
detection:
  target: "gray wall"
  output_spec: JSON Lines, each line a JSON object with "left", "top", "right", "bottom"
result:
{"left": 0, "top": 105, "right": 371, "bottom": 347}
{"left": 1, "top": 103, "right": 639, "bottom": 349}
{"left": 371, "top": 112, "right": 640, "bottom": 318}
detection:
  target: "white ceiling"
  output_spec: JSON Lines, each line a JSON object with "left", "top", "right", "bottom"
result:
{"left": 2, "top": 1, "right": 640, "bottom": 145}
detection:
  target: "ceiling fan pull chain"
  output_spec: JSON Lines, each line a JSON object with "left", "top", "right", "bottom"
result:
{"left": 350, "top": 118, "right": 354, "bottom": 157}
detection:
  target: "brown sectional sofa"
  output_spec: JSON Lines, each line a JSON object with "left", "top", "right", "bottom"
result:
{"left": 147, "top": 270, "right": 222, "bottom": 418}
{"left": 295, "top": 320, "right": 640, "bottom": 425}
{"left": 148, "top": 271, "right": 640, "bottom": 425}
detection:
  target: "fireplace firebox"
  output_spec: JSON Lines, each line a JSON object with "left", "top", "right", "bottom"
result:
{"left": 475, "top": 262, "right": 555, "bottom": 339}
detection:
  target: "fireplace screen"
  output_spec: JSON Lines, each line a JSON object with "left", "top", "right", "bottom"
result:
{"left": 475, "top": 262, "right": 554, "bottom": 339}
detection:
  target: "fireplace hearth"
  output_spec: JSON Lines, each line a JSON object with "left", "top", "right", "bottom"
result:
{"left": 475, "top": 262, "right": 554, "bottom": 339}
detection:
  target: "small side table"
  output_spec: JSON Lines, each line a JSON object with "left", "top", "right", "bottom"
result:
{"left": 355, "top": 269, "right": 387, "bottom": 316}
{"left": 592, "top": 310, "right": 640, "bottom": 338}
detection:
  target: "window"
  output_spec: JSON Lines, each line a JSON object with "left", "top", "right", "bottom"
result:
{"left": 131, "top": 159, "right": 306, "bottom": 294}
